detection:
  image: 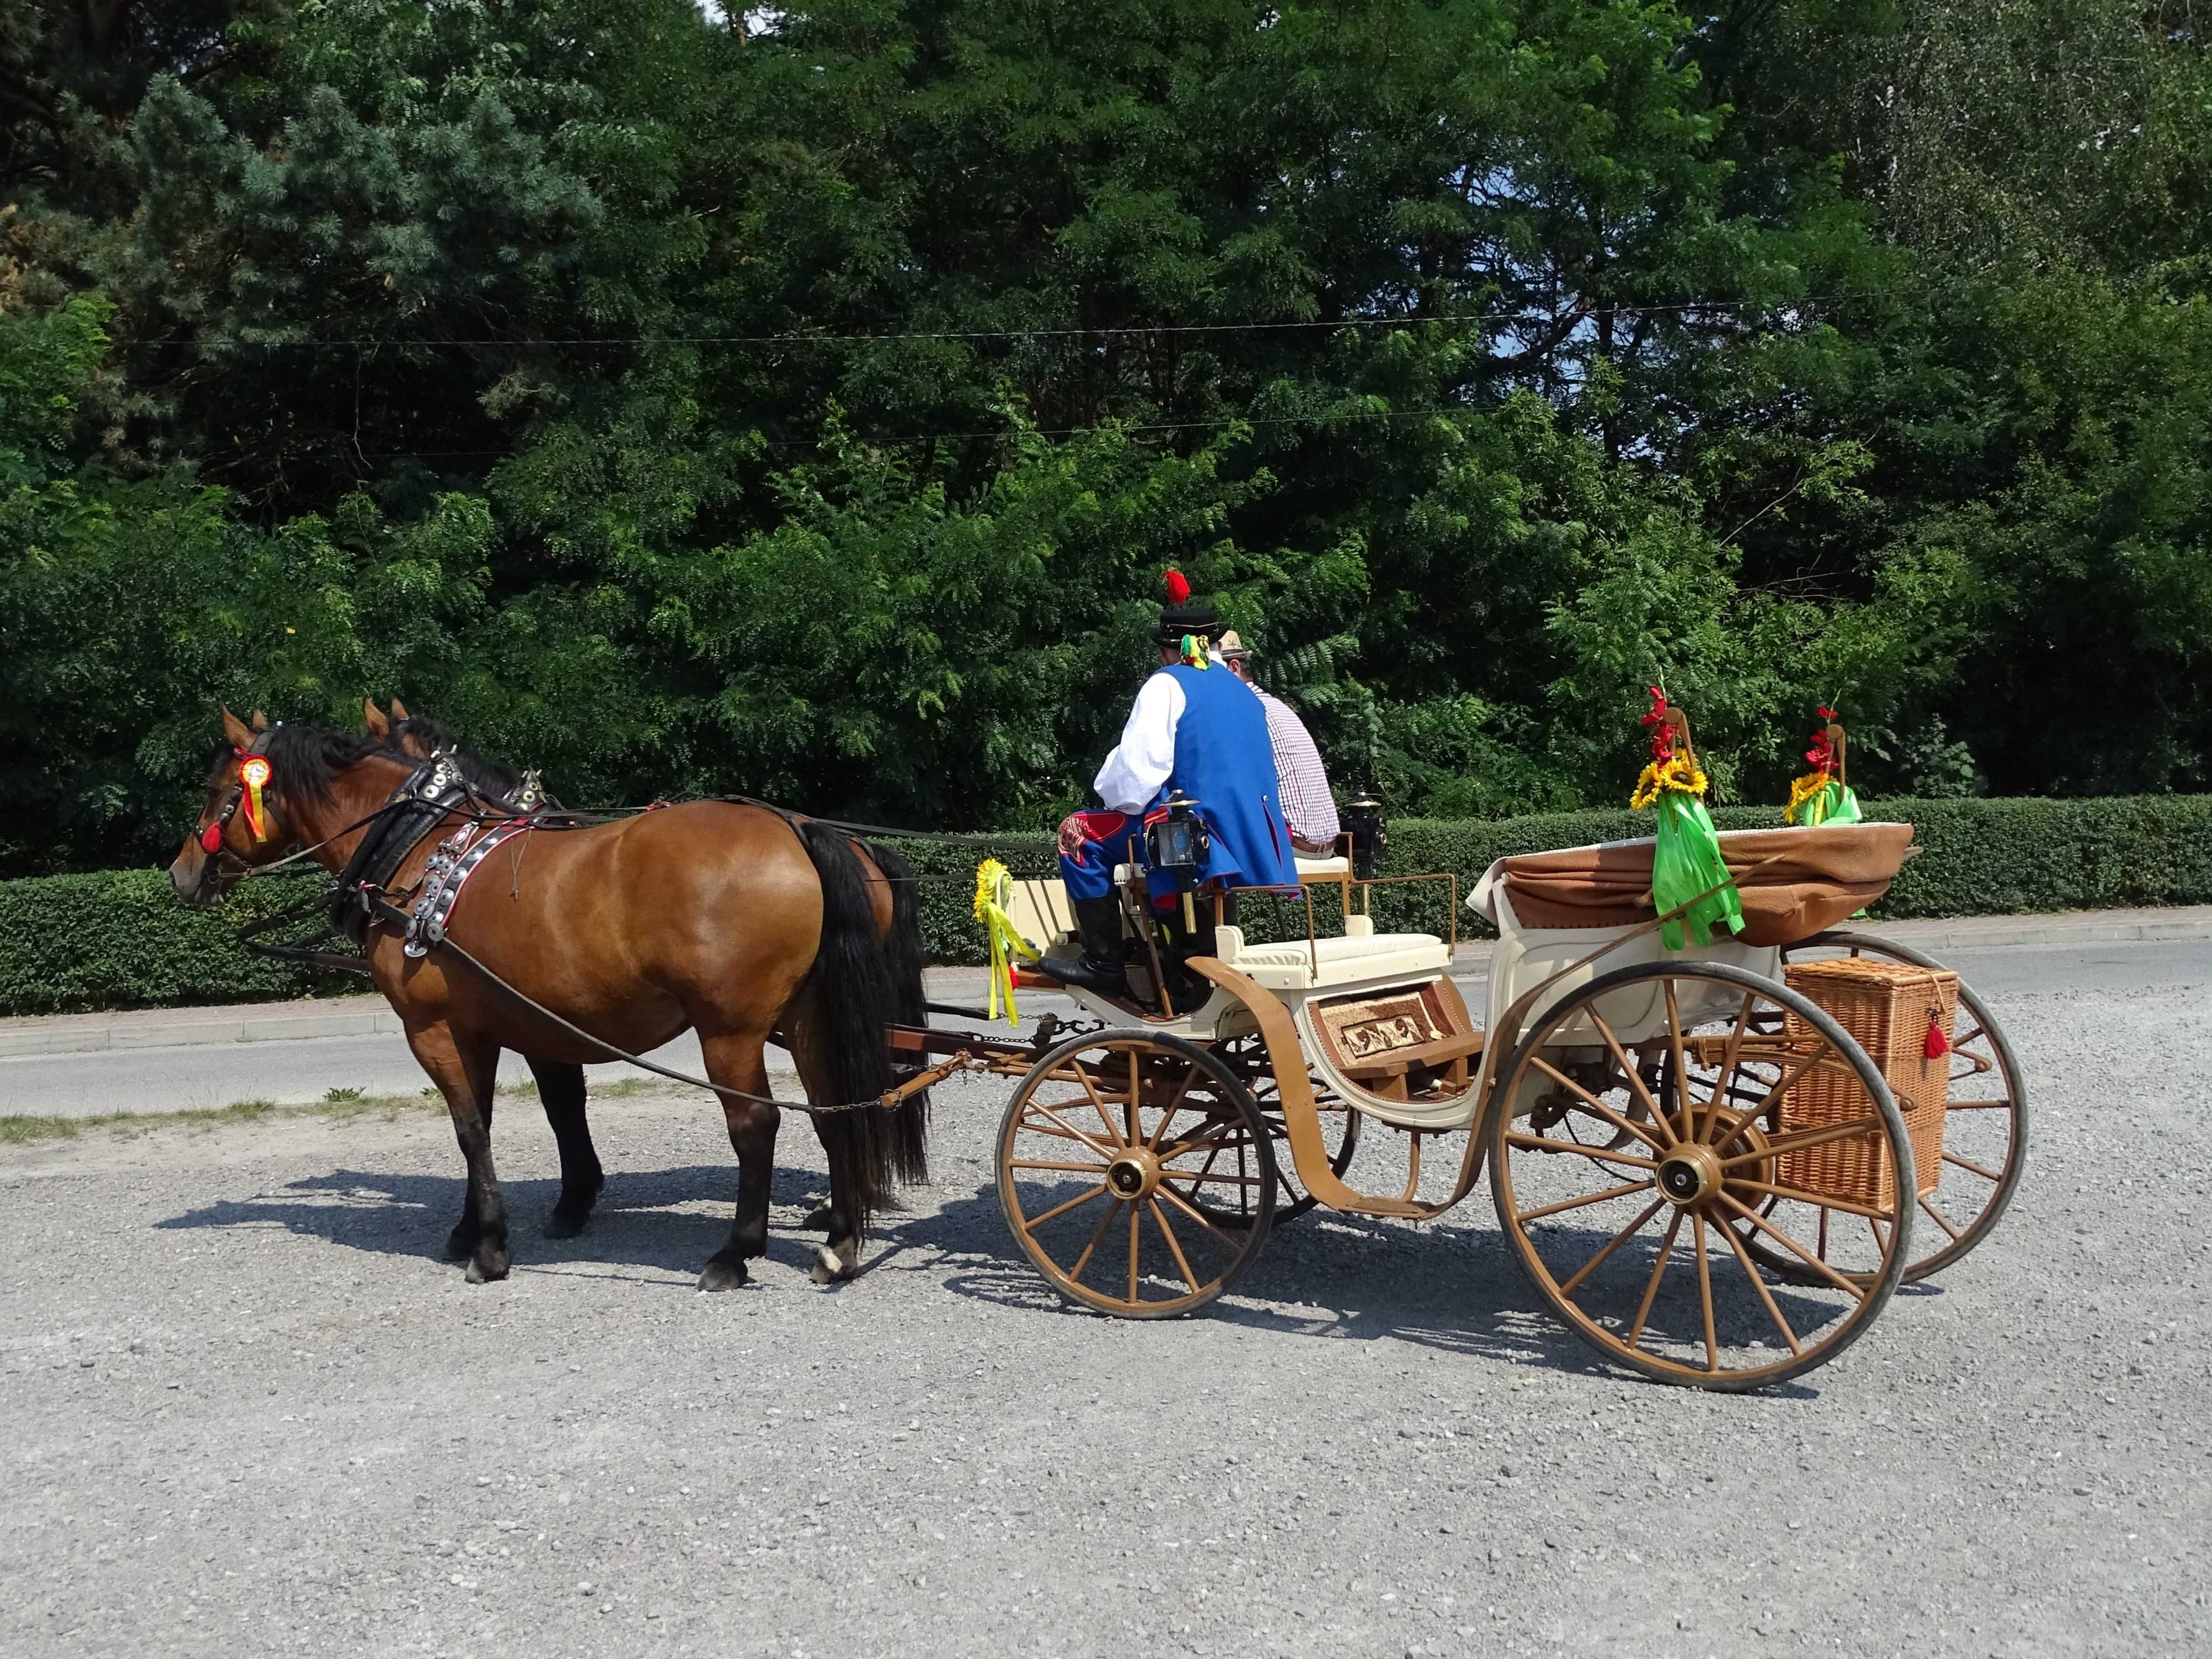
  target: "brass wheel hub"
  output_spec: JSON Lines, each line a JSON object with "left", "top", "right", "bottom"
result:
{"left": 1105, "top": 1148, "right": 1161, "bottom": 1202}
{"left": 1656, "top": 1142, "right": 1725, "bottom": 1208}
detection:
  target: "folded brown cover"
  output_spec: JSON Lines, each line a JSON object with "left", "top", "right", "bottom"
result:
{"left": 1497, "top": 823, "right": 1914, "bottom": 947}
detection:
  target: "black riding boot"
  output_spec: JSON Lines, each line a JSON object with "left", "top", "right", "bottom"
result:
{"left": 1045, "top": 896, "right": 1130, "bottom": 999}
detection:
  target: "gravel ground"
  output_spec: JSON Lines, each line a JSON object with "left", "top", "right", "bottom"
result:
{"left": 3, "top": 948, "right": 2209, "bottom": 1658}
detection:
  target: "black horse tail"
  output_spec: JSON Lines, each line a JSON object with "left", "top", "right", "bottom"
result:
{"left": 866, "top": 838, "right": 933, "bottom": 1182}
{"left": 792, "top": 821, "right": 928, "bottom": 1239}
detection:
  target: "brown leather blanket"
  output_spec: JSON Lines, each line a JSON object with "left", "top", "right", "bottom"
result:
{"left": 1495, "top": 822, "right": 1914, "bottom": 948}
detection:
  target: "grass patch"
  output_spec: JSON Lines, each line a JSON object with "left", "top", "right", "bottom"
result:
{"left": 0, "top": 1073, "right": 700, "bottom": 1149}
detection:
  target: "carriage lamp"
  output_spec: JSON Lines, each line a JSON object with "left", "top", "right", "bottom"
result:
{"left": 1146, "top": 792, "right": 1211, "bottom": 933}
{"left": 1346, "top": 793, "right": 1385, "bottom": 881}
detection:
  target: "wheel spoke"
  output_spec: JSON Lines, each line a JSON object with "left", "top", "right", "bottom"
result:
{"left": 1722, "top": 1115, "right": 1885, "bottom": 1171}
{"left": 1127, "top": 1203, "right": 1141, "bottom": 1303}
{"left": 1558, "top": 1197, "right": 1669, "bottom": 1297}
{"left": 1154, "top": 1181, "right": 1247, "bottom": 1251}
{"left": 1715, "top": 1194, "right": 1872, "bottom": 1302}
{"left": 1160, "top": 1168, "right": 1269, "bottom": 1189}
{"left": 1022, "top": 1183, "right": 1111, "bottom": 1230}
{"left": 1148, "top": 1199, "right": 1201, "bottom": 1294}
{"left": 1705, "top": 1042, "right": 1832, "bottom": 1147}
{"left": 1528, "top": 1057, "right": 1670, "bottom": 1154}
{"left": 1725, "top": 1177, "right": 1895, "bottom": 1223}
{"left": 1917, "top": 1193, "right": 1964, "bottom": 1242}
{"left": 1663, "top": 981, "right": 1695, "bottom": 1145}
{"left": 1698, "top": 992, "right": 1756, "bottom": 1144}
{"left": 1146, "top": 1061, "right": 1202, "bottom": 1151}
{"left": 1692, "top": 1213, "right": 1718, "bottom": 1373}
{"left": 1717, "top": 1214, "right": 1803, "bottom": 1356}
{"left": 1504, "top": 1131, "right": 1656, "bottom": 1173}
{"left": 1514, "top": 1178, "right": 1657, "bottom": 1224}
{"left": 1007, "top": 1158, "right": 1113, "bottom": 1175}
{"left": 1072, "top": 1064, "right": 1128, "bottom": 1144}
{"left": 1942, "top": 1149, "right": 2006, "bottom": 1183}
{"left": 1625, "top": 1208, "right": 1685, "bottom": 1350}
{"left": 1942, "top": 1098, "right": 2015, "bottom": 1111}
{"left": 1027, "top": 1100, "right": 1121, "bottom": 1163}
{"left": 1066, "top": 1199, "right": 1124, "bottom": 1284}
{"left": 1589, "top": 1009, "right": 1674, "bottom": 1143}
{"left": 1126, "top": 1049, "right": 1141, "bottom": 1145}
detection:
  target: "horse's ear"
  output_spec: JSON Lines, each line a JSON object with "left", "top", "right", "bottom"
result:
{"left": 250, "top": 709, "right": 270, "bottom": 732}
{"left": 362, "top": 699, "right": 389, "bottom": 740}
{"left": 388, "top": 694, "right": 411, "bottom": 722}
{"left": 220, "top": 707, "right": 255, "bottom": 749}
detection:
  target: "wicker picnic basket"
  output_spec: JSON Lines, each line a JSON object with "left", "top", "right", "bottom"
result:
{"left": 1778, "top": 957, "right": 1957, "bottom": 1206}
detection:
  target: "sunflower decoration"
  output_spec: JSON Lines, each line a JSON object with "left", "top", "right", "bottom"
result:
{"left": 1631, "top": 687, "right": 1709, "bottom": 809}
{"left": 1784, "top": 705, "right": 1863, "bottom": 827}
{"left": 1630, "top": 687, "right": 1744, "bottom": 950}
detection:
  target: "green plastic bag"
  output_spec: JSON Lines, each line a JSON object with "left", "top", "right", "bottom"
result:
{"left": 1653, "top": 790, "right": 1745, "bottom": 950}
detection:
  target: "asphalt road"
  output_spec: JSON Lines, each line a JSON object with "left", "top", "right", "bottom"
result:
{"left": 2, "top": 938, "right": 2208, "bottom": 1657}
{"left": 9, "top": 943, "right": 2209, "bottom": 1120}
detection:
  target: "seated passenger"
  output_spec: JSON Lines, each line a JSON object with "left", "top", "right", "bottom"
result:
{"left": 1051, "top": 573, "right": 1298, "bottom": 999}
{"left": 1217, "top": 629, "right": 1341, "bottom": 857}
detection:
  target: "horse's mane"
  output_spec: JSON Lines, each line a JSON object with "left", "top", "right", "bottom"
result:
{"left": 387, "top": 714, "right": 526, "bottom": 798}
{"left": 259, "top": 723, "right": 389, "bottom": 804}
{"left": 241, "top": 717, "right": 525, "bottom": 805}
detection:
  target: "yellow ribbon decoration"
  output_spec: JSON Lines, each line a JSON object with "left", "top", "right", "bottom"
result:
{"left": 240, "top": 755, "right": 274, "bottom": 841}
{"left": 973, "top": 859, "right": 1042, "bottom": 1025}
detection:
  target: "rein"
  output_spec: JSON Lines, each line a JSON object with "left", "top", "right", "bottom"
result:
{"left": 359, "top": 892, "right": 957, "bottom": 1117}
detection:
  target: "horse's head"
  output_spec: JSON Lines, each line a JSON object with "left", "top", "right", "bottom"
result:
{"left": 168, "top": 707, "right": 288, "bottom": 908}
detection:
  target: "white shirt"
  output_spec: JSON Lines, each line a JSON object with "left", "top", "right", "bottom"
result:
{"left": 1092, "top": 671, "right": 1185, "bottom": 813}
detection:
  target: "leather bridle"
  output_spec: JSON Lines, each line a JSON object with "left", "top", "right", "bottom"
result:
{"left": 189, "top": 728, "right": 286, "bottom": 902}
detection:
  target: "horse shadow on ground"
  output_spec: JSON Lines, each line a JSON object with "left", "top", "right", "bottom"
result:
{"left": 153, "top": 1161, "right": 849, "bottom": 1285}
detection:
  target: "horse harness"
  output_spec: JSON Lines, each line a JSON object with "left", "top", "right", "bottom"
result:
{"left": 234, "top": 755, "right": 959, "bottom": 1117}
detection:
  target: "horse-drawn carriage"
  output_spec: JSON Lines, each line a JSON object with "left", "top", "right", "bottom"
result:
{"left": 897, "top": 823, "right": 2026, "bottom": 1390}
{"left": 173, "top": 705, "right": 2024, "bottom": 1391}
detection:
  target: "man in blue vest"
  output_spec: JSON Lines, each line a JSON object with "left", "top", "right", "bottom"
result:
{"left": 1049, "top": 572, "right": 1298, "bottom": 1000}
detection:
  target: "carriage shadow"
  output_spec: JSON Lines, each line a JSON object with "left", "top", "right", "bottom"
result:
{"left": 876, "top": 1184, "right": 1823, "bottom": 1393}
{"left": 153, "top": 1162, "right": 849, "bottom": 1283}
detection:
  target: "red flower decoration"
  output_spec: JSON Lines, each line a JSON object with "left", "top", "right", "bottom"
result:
{"left": 1163, "top": 569, "right": 1191, "bottom": 605}
{"left": 1640, "top": 687, "right": 1674, "bottom": 759}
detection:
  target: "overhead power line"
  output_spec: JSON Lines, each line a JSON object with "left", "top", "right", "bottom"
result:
{"left": 113, "top": 295, "right": 1833, "bottom": 354}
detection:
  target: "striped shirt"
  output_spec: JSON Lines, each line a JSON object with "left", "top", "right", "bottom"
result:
{"left": 1250, "top": 685, "right": 1339, "bottom": 852}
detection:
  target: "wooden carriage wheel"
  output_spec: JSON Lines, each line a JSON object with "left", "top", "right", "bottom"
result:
{"left": 1772, "top": 931, "right": 2028, "bottom": 1282}
{"left": 1486, "top": 962, "right": 1914, "bottom": 1390}
{"left": 996, "top": 1030, "right": 1276, "bottom": 1318}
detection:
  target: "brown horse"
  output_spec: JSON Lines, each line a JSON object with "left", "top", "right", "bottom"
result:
{"left": 168, "top": 708, "right": 930, "bottom": 1289}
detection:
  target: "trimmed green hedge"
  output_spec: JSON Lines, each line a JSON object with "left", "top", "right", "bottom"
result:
{"left": 6, "top": 794, "right": 2210, "bottom": 1015}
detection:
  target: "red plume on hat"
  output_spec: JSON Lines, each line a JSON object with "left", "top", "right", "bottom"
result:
{"left": 1163, "top": 569, "right": 1191, "bottom": 605}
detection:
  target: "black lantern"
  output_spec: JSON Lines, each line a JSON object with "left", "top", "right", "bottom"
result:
{"left": 1145, "top": 791, "right": 1210, "bottom": 879}
{"left": 1345, "top": 791, "right": 1385, "bottom": 881}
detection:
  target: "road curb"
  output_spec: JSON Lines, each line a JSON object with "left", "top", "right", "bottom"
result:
{"left": 4, "top": 906, "right": 2208, "bottom": 1063}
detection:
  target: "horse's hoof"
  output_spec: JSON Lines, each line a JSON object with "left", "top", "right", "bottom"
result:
{"left": 809, "top": 1237, "right": 859, "bottom": 1285}
{"left": 465, "top": 1243, "right": 510, "bottom": 1284}
{"left": 545, "top": 1203, "right": 592, "bottom": 1240}
{"left": 444, "top": 1223, "right": 480, "bottom": 1262}
{"left": 697, "top": 1258, "right": 748, "bottom": 1293}
{"left": 802, "top": 1203, "right": 835, "bottom": 1231}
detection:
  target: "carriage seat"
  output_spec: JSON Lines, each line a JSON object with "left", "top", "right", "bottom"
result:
{"left": 996, "top": 878, "right": 1448, "bottom": 992}
{"left": 1213, "top": 916, "right": 1452, "bottom": 991}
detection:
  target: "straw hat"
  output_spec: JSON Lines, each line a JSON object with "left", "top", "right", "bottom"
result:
{"left": 1216, "top": 629, "right": 1252, "bottom": 660}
